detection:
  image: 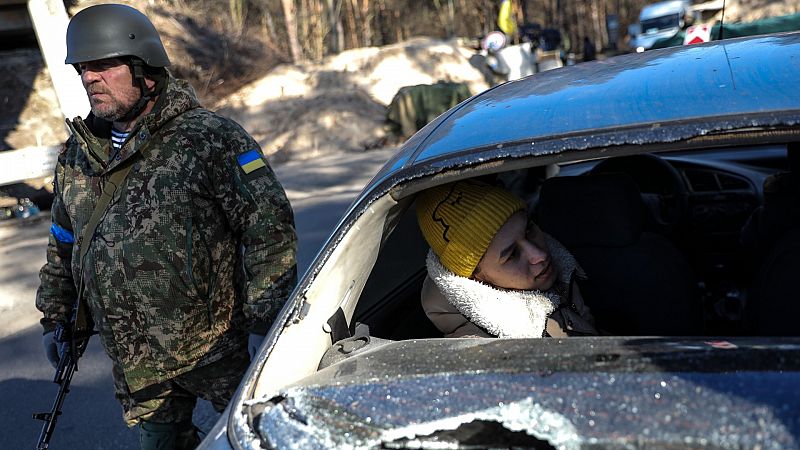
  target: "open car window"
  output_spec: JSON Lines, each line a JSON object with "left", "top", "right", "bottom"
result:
{"left": 354, "top": 144, "right": 797, "bottom": 341}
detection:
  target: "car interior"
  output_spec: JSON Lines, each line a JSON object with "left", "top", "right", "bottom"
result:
{"left": 352, "top": 143, "right": 799, "bottom": 341}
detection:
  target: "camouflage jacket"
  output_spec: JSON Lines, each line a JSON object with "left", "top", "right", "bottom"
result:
{"left": 36, "top": 76, "right": 297, "bottom": 392}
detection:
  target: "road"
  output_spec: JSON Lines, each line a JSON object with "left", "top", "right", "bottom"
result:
{"left": 0, "top": 147, "right": 397, "bottom": 449}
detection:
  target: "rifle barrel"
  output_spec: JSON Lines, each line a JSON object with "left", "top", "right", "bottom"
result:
{"left": 33, "top": 345, "right": 81, "bottom": 449}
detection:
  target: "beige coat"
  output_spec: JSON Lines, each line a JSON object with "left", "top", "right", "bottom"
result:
{"left": 421, "top": 275, "right": 597, "bottom": 338}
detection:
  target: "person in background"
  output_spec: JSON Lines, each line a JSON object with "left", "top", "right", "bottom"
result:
{"left": 37, "top": 4, "right": 296, "bottom": 449}
{"left": 415, "top": 180, "right": 597, "bottom": 339}
{"left": 583, "top": 36, "right": 597, "bottom": 61}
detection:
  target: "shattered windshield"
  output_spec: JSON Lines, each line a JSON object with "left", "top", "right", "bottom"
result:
{"left": 250, "top": 339, "right": 800, "bottom": 450}
{"left": 255, "top": 371, "right": 798, "bottom": 449}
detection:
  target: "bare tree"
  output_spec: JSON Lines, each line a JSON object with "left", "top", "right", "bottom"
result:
{"left": 229, "top": 0, "right": 246, "bottom": 36}
{"left": 326, "top": 0, "right": 345, "bottom": 53}
{"left": 260, "top": 0, "right": 651, "bottom": 60}
{"left": 359, "top": 0, "right": 373, "bottom": 47}
{"left": 281, "top": 0, "right": 302, "bottom": 62}
{"left": 433, "top": 0, "right": 456, "bottom": 37}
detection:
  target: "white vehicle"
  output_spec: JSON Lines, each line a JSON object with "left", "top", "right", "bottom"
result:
{"left": 631, "top": 0, "right": 691, "bottom": 52}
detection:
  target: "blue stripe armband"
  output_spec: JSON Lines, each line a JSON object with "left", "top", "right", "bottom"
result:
{"left": 50, "top": 223, "right": 75, "bottom": 244}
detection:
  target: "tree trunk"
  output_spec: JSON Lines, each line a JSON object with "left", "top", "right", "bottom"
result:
{"left": 447, "top": 0, "right": 455, "bottom": 37}
{"left": 591, "top": 0, "right": 604, "bottom": 50}
{"left": 345, "top": 0, "right": 359, "bottom": 48}
{"left": 360, "top": 0, "right": 372, "bottom": 47}
{"left": 281, "top": 0, "right": 303, "bottom": 62}
{"left": 325, "top": 0, "right": 345, "bottom": 54}
{"left": 375, "top": 0, "right": 388, "bottom": 46}
{"left": 301, "top": 0, "right": 327, "bottom": 60}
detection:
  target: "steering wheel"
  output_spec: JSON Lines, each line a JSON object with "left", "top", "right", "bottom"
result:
{"left": 590, "top": 154, "right": 689, "bottom": 231}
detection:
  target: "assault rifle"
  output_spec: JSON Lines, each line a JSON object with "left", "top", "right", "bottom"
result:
{"left": 33, "top": 148, "right": 131, "bottom": 448}
{"left": 33, "top": 322, "right": 93, "bottom": 450}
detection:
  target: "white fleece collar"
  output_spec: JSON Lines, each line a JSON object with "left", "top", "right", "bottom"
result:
{"left": 426, "top": 234, "right": 583, "bottom": 338}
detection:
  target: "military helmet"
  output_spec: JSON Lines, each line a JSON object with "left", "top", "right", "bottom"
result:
{"left": 65, "top": 3, "right": 170, "bottom": 67}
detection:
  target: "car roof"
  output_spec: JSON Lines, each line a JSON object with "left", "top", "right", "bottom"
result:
{"left": 371, "top": 32, "right": 800, "bottom": 190}
{"left": 299, "top": 32, "right": 800, "bottom": 295}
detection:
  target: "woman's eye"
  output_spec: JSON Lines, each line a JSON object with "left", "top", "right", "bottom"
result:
{"left": 508, "top": 247, "right": 519, "bottom": 261}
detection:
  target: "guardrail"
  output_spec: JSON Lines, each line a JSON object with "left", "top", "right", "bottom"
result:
{"left": 0, "top": 146, "right": 59, "bottom": 186}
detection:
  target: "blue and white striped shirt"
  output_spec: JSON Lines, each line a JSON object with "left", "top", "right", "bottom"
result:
{"left": 111, "top": 128, "right": 129, "bottom": 149}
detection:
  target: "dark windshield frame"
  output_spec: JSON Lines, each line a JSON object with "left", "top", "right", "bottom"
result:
{"left": 641, "top": 12, "right": 680, "bottom": 33}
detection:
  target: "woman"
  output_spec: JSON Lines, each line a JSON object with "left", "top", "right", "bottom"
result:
{"left": 416, "top": 179, "right": 598, "bottom": 338}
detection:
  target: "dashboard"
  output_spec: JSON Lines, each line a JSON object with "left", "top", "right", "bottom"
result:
{"left": 555, "top": 144, "right": 791, "bottom": 334}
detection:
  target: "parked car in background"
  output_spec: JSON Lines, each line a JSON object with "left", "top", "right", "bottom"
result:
{"left": 200, "top": 32, "right": 800, "bottom": 450}
{"left": 631, "top": 0, "right": 692, "bottom": 52}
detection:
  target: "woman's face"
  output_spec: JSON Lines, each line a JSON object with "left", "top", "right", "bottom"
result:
{"left": 473, "top": 212, "right": 556, "bottom": 291}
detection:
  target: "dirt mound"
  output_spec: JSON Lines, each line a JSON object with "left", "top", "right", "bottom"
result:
{"left": 712, "top": 0, "right": 800, "bottom": 23}
{"left": 215, "top": 37, "right": 489, "bottom": 162}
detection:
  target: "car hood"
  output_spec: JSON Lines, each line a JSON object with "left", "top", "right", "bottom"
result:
{"left": 252, "top": 337, "right": 800, "bottom": 449}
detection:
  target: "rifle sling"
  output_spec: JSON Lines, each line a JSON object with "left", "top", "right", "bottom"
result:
{"left": 73, "top": 156, "right": 138, "bottom": 332}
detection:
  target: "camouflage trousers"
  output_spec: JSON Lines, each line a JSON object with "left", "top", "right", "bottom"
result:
{"left": 114, "top": 348, "right": 251, "bottom": 426}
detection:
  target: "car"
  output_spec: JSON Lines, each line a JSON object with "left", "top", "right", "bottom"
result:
{"left": 630, "top": 0, "right": 692, "bottom": 52}
{"left": 199, "top": 32, "right": 800, "bottom": 450}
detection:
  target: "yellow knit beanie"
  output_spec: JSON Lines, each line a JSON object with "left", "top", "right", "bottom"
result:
{"left": 416, "top": 180, "right": 526, "bottom": 277}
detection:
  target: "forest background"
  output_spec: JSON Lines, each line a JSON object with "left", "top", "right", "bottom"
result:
{"left": 2, "top": 0, "right": 793, "bottom": 162}
{"left": 60, "top": 0, "right": 785, "bottom": 108}
{"left": 123, "top": 0, "right": 659, "bottom": 104}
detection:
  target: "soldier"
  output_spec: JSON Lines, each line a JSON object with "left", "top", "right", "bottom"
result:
{"left": 36, "top": 4, "right": 297, "bottom": 449}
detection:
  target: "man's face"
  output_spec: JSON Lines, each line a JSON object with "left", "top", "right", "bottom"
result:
{"left": 78, "top": 58, "right": 140, "bottom": 122}
{"left": 474, "top": 212, "right": 556, "bottom": 291}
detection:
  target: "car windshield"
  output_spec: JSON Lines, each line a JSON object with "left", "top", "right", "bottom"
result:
{"left": 256, "top": 338, "right": 800, "bottom": 449}
{"left": 641, "top": 13, "right": 680, "bottom": 33}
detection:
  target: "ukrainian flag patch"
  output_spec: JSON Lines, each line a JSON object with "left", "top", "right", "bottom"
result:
{"left": 238, "top": 150, "right": 266, "bottom": 174}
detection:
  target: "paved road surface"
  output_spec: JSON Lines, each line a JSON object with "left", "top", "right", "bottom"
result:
{"left": 0, "top": 147, "right": 397, "bottom": 449}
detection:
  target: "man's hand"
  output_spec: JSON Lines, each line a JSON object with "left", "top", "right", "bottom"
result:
{"left": 42, "top": 332, "right": 63, "bottom": 369}
{"left": 248, "top": 333, "right": 266, "bottom": 359}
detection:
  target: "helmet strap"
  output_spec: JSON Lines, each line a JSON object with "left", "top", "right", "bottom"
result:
{"left": 117, "top": 58, "right": 161, "bottom": 123}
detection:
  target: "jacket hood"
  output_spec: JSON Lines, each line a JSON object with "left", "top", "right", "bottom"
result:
{"left": 426, "top": 233, "right": 584, "bottom": 338}
{"left": 66, "top": 73, "right": 201, "bottom": 173}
